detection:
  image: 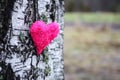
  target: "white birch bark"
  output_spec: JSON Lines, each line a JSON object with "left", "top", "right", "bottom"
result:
{"left": 0, "top": 0, "right": 64, "bottom": 80}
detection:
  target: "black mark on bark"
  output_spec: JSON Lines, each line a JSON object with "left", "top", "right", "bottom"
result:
{"left": 49, "top": 0, "right": 56, "bottom": 22}
{"left": 0, "top": 0, "right": 16, "bottom": 43}
{"left": 4, "top": 64, "right": 15, "bottom": 80}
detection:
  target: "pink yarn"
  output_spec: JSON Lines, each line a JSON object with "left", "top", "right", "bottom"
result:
{"left": 30, "top": 21, "right": 59, "bottom": 55}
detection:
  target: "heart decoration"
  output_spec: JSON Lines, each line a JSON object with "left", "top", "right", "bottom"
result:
{"left": 30, "top": 21, "right": 59, "bottom": 55}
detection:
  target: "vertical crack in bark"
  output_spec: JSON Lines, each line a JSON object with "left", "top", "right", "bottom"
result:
{"left": 33, "top": 0, "right": 36, "bottom": 21}
{"left": 24, "top": 0, "right": 34, "bottom": 26}
{"left": 33, "top": 0, "right": 39, "bottom": 21}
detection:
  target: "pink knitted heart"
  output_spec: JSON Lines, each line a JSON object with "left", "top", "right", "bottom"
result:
{"left": 30, "top": 21, "right": 59, "bottom": 55}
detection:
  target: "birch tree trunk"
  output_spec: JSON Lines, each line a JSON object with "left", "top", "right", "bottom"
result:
{"left": 0, "top": 0, "right": 64, "bottom": 80}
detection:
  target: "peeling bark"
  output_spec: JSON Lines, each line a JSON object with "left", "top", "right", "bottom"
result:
{"left": 0, "top": 0, "right": 64, "bottom": 80}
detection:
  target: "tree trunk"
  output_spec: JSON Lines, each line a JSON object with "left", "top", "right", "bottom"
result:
{"left": 0, "top": 0, "right": 64, "bottom": 80}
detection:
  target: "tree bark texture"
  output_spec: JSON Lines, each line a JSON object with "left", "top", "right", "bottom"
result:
{"left": 0, "top": 0, "right": 64, "bottom": 80}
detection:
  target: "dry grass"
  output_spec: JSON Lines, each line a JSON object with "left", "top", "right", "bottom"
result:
{"left": 64, "top": 27, "right": 120, "bottom": 80}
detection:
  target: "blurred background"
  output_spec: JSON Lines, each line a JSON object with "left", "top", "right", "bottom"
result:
{"left": 64, "top": 0, "right": 120, "bottom": 80}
